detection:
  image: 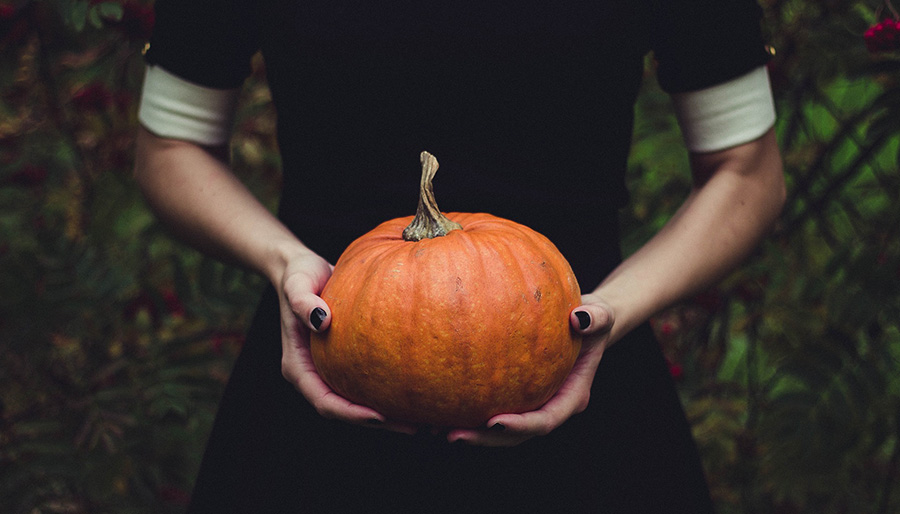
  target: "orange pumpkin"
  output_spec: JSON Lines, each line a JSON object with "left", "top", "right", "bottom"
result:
{"left": 310, "top": 152, "right": 582, "bottom": 427}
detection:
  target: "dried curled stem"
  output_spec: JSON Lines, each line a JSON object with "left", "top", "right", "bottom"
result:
{"left": 402, "top": 151, "right": 462, "bottom": 241}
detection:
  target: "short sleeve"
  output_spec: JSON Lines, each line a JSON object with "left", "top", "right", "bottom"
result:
{"left": 144, "top": 0, "right": 260, "bottom": 90}
{"left": 649, "top": 0, "right": 771, "bottom": 94}
{"left": 672, "top": 65, "right": 775, "bottom": 152}
{"left": 138, "top": 65, "right": 242, "bottom": 145}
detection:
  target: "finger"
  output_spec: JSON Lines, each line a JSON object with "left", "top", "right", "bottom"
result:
{"left": 446, "top": 422, "right": 532, "bottom": 447}
{"left": 447, "top": 386, "right": 589, "bottom": 447}
{"left": 308, "top": 386, "right": 384, "bottom": 423}
{"left": 279, "top": 308, "right": 360, "bottom": 419}
{"left": 447, "top": 352, "right": 599, "bottom": 447}
{"left": 570, "top": 303, "right": 613, "bottom": 335}
{"left": 280, "top": 262, "right": 333, "bottom": 332}
{"left": 283, "top": 282, "right": 332, "bottom": 332}
{"left": 282, "top": 347, "right": 384, "bottom": 424}
{"left": 308, "top": 306, "right": 329, "bottom": 332}
{"left": 279, "top": 310, "right": 417, "bottom": 434}
{"left": 296, "top": 374, "right": 418, "bottom": 434}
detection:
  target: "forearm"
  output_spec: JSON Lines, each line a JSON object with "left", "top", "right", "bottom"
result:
{"left": 133, "top": 126, "right": 311, "bottom": 284}
{"left": 595, "top": 128, "right": 785, "bottom": 344}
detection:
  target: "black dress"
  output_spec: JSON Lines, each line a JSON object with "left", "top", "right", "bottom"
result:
{"left": 146, "top": 1, "right": 770, "bottom": 512}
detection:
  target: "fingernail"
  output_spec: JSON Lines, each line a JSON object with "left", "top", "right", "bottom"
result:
{"left": 366, "top": 418, "right": 383, "bottom": 426}
{"left": 575, "top": 311, "right": 591, "bottom": 331}
{"left": 489, "top": 422, "right": 506, "bottom": 432}
{"left": 310, "top": 307, "right": 327, "bottom": 331}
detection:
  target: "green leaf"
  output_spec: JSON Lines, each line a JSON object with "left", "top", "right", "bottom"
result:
{"left": 95, "top": 1, "right": 124, "bottom": 22}
{"left": 88, "top": 5, "right": 103, "bottom": 28}
{"left": 70, "top": 0, "right": 89, "bottom": 32}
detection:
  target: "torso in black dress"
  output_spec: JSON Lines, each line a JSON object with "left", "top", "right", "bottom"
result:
{"left": 146, "top": 1, "right": 770, "bottom": 512}
{"left": 264, "top": 1, "right": 644, "bottom": 286}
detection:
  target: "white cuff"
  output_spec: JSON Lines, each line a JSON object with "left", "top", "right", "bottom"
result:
{"left": 138, "top": 65, "right": 241, "bottom": 146}
{"left": 672, "top": 66, "right": 776, "bottom": 153}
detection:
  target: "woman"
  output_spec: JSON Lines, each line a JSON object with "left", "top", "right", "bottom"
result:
{"left": 134, "top": 0, "right": 785, "bottom": 512}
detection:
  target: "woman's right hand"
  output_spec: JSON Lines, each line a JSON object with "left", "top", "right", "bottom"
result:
{"left": 133, "top": 128, "right": 414, "bottom": 433}
{"left": 275, "top": 250, "right": 417, "bottom": 434}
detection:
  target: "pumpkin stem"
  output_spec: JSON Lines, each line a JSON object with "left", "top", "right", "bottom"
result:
{"left": 402, "top": 151, "right": 463, "bottom": 241}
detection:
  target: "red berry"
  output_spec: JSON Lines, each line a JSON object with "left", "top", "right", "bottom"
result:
{"left": 72, "top": 82, "right": 113, "bottom": 111}
{"left": 660, "top": 321, "right": 676, "bottom": 337}
{"left": 7, "top": 165, "right": 48, "bottom": 187}
{"left": 668, "top": 360, "right": 684, "bottom": 380}
{"left": 0, "top": 4, "right": 15, "bottom": 20}
{"left": 864, "top": 19, "right": 900, "bottom": 54}
{"left": 160, "top": 288, "right": 185, "bottom": 317}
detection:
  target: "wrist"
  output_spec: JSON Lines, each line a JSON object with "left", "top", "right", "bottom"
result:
{"left": 261, "top": 236, "right": 317, "bottom": 286}
{"left": 587, "top": 284, "right": 654, "bottom": 346}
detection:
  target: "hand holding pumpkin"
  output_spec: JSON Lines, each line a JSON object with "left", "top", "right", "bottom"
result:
{"left": 446, "top": 295, "right": 614, "bottom": 447}
{"left": 276, "top": 249, "right": 417, "bottom": 434}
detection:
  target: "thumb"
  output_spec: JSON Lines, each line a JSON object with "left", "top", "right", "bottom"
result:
{"left": 283, "top": 277, "right": 332, "bottom": 333}
{"left": 570, "top": 300, "right": 614, "bottom": 336}
{"left": 306, "top": 303, "right": 331, "bottom": 332}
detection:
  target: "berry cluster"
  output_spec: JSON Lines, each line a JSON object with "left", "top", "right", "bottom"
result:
{"left": 865, "top": 19, "right": 900, "bottom": 54}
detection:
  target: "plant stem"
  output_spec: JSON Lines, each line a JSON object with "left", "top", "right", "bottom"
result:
{"left": 877, "top": 412, "right": 900, "bottom": 514}
{"left": 402, "top": 151, "right": 463, "bottom": 242}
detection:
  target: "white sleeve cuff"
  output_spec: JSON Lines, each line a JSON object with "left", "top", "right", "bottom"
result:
{"left": 671, "top": 66, "right": 776, "bottom": 153}
{"left": 138, "top": 65, "right": 241, "bottom": 146}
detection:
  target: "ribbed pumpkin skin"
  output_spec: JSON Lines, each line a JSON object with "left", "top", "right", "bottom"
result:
{"left": 310, "top": 212, "right": 582, "bottom": 428}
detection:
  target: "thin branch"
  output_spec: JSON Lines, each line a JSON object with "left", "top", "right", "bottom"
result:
{"left": 876, "top": 416, "right": 900, "bottom": 514}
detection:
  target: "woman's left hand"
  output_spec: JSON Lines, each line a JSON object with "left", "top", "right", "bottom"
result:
{"left": 446, "top": 293, "right": 614, "bottom": 447}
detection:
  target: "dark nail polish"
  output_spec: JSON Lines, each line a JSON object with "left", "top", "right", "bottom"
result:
{"left": 310, "top": 307, "right": 327, "bottom": 330}
{"left": 489, "top": 422, "right": 506, "bottom": 432}
{"left": 575, "top": 311, "right": 591, "bottom": 330}
{"left": 366, "top": 418, "right": 383, "bottom": 426}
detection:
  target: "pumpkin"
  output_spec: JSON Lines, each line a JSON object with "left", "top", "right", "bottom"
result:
{"left": 310, "top": 152, "right": 582, "bottom": 427}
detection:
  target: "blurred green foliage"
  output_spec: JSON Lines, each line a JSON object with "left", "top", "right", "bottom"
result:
{"left": 629, "top": 1, "right": 900, "bottom": 512}
{"left": 1, "top": 0, "right": 899, "bottom": 512}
